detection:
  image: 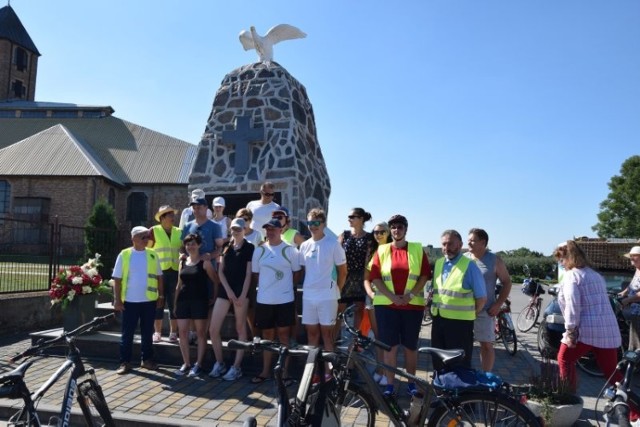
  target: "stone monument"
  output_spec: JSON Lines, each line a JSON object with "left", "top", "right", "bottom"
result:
{"left": 189, "top": 25, "right": 331, "bottom": 230}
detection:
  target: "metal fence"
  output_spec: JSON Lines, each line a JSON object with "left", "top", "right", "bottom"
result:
{"left": 0, "top": 217, "right": 128, "bottom": 294}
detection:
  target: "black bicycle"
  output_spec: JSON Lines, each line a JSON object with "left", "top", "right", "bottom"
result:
{"left": 227, "top": 338, "right": 338, "bottom": 426}
{"left": 330, "top": 305, "right": 541, "bottom": 426}
{"left": 0, "top": 314, "right": 116, "bottom": 427}
{"left": 598, "top": 348, "right": 640, "bottom": 427}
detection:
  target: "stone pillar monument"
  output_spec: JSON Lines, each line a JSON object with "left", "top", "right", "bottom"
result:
{"left": 189, "top": 37, "right": 331, "bottom": 230}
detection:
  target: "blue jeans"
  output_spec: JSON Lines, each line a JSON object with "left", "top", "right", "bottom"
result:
{"left": 120, "top": 301, "right": 156, "bottom": 363}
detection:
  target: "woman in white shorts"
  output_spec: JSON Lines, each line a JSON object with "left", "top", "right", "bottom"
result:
{"left": 298, "top": 208, "right": 347, "bottom": 376}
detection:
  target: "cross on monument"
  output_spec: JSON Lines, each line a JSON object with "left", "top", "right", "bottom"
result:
{"left": 221, "top": 116, "right": 265, "bottom": 174}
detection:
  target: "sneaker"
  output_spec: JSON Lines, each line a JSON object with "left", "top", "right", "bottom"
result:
{"left": 188, "top": 331, "right": 197, "bottom": 345}
{"left": 175, "top": 364, "right": 190, "bottom": 376}
{"left": 116, "top": 363, "right": 131, "bottom": 375}
{"left": 378, "top": 376, "right": 389, "bottom": 386}
{"left": 383, "top": 385, "right": 395, "bottom": 397}
{"left": 168, "top": 332, "right": 178, "bottom": 343}
{"left": 223, "top": 366, "right": 242, "bottom": 381}
{"left": 208, "top": 361, "right": 227, "bottom": 378}
{"left": 373, "top": 372, "right": 383, "bottom": 383}
{"left": 140, "top": 359, "right": 158, "bottom": 370}
{"left": 188, "top": 363, "right": 203, "bottom": 377}
{"left": 407, "top": 382, "right": 418, "bottom": 397}
{"left": 152, "top": 332, "right": 162, "bottom": 343}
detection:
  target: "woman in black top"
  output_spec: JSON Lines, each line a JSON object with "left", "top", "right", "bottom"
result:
{"left": 208, "top": 218, "right": 254, "bottom": 381}
{"left": 173, "top": 233, "right": 219, "bottom": 377}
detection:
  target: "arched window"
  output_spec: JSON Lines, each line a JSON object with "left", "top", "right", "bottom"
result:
{"left": 108, "top": 188, "right": 116, "bottom": 208}
{"left": 0, "top": 180, "right": 10, "bottom": 216}
{"left": 13, "top": 47, "right": 28, "bottom": 72}
{"left": 126, "top": 192, "right": 148, "bottom": 226}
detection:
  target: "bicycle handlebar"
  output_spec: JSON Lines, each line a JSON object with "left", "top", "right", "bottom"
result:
{"left": 612, "top": 400, "right": 632, "bottom": 427}
{"left": 9, "top": 313, "right": 115, "bottom": 363}
{"left": 339, "top": 305, "right": 392, "bottom": 351}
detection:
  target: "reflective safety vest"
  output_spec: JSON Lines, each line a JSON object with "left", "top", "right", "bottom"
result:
{"left": 431, "top": 256, "right": 476, "bottom": 320}
{"left": 151, "top": 225, "right": 181, "bottom": 271}
{"left": 373, "top": 242, "right": 425, "bottom": 306}
{"left": 120, "top": 248, "right": 160, "bottom": 301}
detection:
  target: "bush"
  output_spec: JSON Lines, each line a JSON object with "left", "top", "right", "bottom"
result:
{"left": 85, "top": 199, "right": 118, "bottom": 279}
{"left": 502, "top": 256, "right": 557, "bottom": 281}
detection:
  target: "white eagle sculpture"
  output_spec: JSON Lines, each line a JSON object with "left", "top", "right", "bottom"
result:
{"left": 239, "top": 24, "right": 306, "bottom": 63}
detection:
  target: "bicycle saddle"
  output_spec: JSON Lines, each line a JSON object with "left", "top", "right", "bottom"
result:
{"left": 417, "top": 347, "right": 465, "bottom": 366}
{"left": 0, "top": 361, "right": 33, "bottom": 384}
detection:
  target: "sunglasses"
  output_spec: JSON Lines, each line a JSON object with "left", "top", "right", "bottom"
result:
{"left": 373, "top": 230, "right": 387, "bottom": 235}
{"left": 307, "top": 220, "right": 323, "bottom": 227}
{"left": 348, "top": 215, "right": 362, "bottom": 220}
{"left": 262, "top": 192, "right": 275, "bottom": 197}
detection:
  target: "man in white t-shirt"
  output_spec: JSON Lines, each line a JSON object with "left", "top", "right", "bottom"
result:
{"left": 112, "top": 226, "right": 164, "bottom": 375}
{"left": 246, "top": 181, "right": 280, "bottom": 236}
{"left": 299, "top": 208, "right": 347, "bottom": 371}
{"left": 250, "top": 218, "right": 301, "bottom": 384}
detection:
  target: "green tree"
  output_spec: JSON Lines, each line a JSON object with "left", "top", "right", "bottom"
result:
{"left": 593, "top": 155, "right": 640, "bottom": 238}
{"left": 85, "top": 198, "right": 118, "bottom": 278}
{"left": 497, "top": 247, "right": 545, "bottom": 258}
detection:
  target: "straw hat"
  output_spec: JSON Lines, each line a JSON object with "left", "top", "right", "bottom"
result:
{"left": 154, "top": 205, "right": 177, "bottom": 222}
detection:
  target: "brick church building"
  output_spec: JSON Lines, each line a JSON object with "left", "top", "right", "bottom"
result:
{"left": 0, "top": 5, "right": 194, "bottom": 250}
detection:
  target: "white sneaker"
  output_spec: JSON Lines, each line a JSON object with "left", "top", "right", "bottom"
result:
{"left": 187, "top": 363, "right": 202, "bottom": 377}
{"left": 223, "top": 366, "right": 242, "bottom": 381}
{"left": 175, "top": 364, "right": 190, "bottom": 376}
{"left": 208, "top": 361, "right": 227, "bottom": 378}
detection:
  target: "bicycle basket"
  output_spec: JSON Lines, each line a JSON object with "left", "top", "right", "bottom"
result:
{"left": 433, "top": 367, "right": 503, "bottom": 393}
{"left": 521, "top": 279, "right": 543, "bottom": 297}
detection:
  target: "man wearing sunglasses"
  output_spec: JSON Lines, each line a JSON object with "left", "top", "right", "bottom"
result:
{"left": 246, "top": 181, "right": 280, "bottom": 236}
{"left": 112, "top": 226, "right": 164, "bottom": 375}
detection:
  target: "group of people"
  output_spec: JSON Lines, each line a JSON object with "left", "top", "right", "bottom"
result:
{"left": 111, "top": 179, "right": 638, "bottom": 402}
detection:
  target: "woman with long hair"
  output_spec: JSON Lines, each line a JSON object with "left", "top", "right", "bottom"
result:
{"left": 553, "top": 240, "right": 622, "bottom": 392}
{"left": 208, "top": 218, "right": 254, "bottom": 381}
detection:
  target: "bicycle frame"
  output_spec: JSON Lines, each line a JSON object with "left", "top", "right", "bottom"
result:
{"left": 602, "top": 349, "right": 640, "bottom": 425}
{"left": 1, "top": 314, "right": 114, "bottom": 427}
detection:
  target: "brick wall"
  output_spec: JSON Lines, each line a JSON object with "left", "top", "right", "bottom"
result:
{"left": 0, "top": 39, "right": 38, "bottom": 101}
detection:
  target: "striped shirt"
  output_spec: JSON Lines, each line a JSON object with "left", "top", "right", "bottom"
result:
{"left": 558, "top": 267, "right": 621, "bottom": 349}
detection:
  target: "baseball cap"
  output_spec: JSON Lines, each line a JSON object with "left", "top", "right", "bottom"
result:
{"left": 272, "top": 207, "right": 290, "bottom": 217}
{"left": 263, "top": 218, "right": 283, "bottom": 229}
{"left": 624, "top": 246, "right": 640, "bottom": 258}
{"left": 131, "top": 226, "right": 150, "bottom": 238}
{"left": 189, "top": 198, "right": 208, "bottom": 207}
{"left": 230, "top": 218, "right": 245, "bottom": 230}
{"left": 213, "top": 196, "right": 225, "bottom": 207}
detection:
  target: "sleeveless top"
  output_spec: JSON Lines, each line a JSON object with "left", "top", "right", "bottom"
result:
{"left": 342, "top": 231, "right": 374, "bottom": 272}
{"left": 178, "top": 259, "right": 209, "bottom": 301}
{"left": 465, "top": 251, "right": 497, "bottom": 309}
{"left": 212, "top": 216, "right": 230, "bottom": 237}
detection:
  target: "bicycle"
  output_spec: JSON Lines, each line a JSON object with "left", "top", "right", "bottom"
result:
{"left": 0, "top": 313, "right": 116, "bottom": 427}
{"left": 516, "top": 276, "right": 545, "bottom": 333}
{"left": 227, "top": 338, "right": 339, "bottom": 426}
{"left": 495, "top": 295, "right": 517, "bottom": 356}
{"left": 598, "top": 348, "right": 640, "bottom": 427}
{"left": 331, "top": 305, "right": 541, "bottom": 426}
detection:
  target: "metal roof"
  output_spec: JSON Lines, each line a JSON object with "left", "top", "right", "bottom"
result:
{"left": 0, "top": 5, "right": 40, "bottom": 55}
{"left": 0, "top": 100, "right": 114, "bottom": 113}
{"left": 0, "top": 116, "right": 197, "bottom": 185}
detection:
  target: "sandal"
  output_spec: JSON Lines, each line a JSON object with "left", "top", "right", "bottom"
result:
{"left": 152, "top": 332, "right": 162, "bottom": 343}
{"left": 251, "top": 375, "right": 268, "bottom": 384}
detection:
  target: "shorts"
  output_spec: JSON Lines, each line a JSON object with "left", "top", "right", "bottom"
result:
{"left": 374, "top": 306, "right": 423, "bottom": 350}
{"left": 254, "top": 301, "right": 296, "bottom": 329}
{"left": 218, "top": 284, "right": 242, "bottom": 301}
{"left": 474, "top": 310, "right": 495, "bottom": 343}
{"left": 302, "top": 298, "right": 338, "bottom": 326}
{"left": 174, "top": 299, "right": 209, "bottom": 320}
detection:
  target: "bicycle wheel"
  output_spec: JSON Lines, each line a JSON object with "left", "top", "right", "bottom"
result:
{"left": 427, "top": 392, "right": 542, "bottom": 427}
{"left": 499, "top": 316, "right": 518, "bottom": 356}
{"left": 577, "top": 346, "right": 623, "bottom": 377}
{"left": 516, "top": 304, "right": 538, "bottom": 333}
{"left": 331, "top": 382, "right": 376, "bottom": 427}
{"left": 77, "top": 379, "right": 115, "bottom": 427}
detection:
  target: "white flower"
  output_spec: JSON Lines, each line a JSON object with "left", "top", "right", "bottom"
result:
{"left": 71, "top": 276, "right": 84, "bottom": 285}
{"left": 86, "top": 268, "right": 99, "bottom": 278}
{"left": 68, "top": 290, "right": 76, "bottom": 301}
{"left": 82, "top": 286, "right": 92, "bottom": 294}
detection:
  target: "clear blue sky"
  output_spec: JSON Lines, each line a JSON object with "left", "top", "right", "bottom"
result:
{"left": 12, "top": 1, "right": 640, "bottom": 255}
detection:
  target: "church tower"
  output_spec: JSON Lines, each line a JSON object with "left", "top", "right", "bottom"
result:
{"left": 0, "top": 4, "right": 40, "bottom": 101}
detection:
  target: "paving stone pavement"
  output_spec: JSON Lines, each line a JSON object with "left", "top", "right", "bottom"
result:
{"left": 0, "top": 320, "right": 625, "bottom": 426}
